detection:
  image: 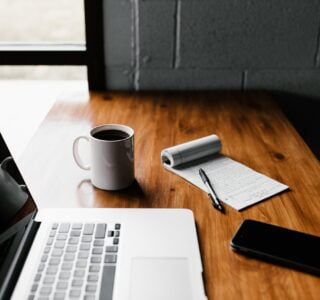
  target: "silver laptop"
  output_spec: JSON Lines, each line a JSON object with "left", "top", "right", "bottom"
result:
{"left": 0, "top": 133, "right": 207, "bottom": 300}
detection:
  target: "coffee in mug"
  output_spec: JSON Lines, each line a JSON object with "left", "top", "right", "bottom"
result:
{"left": 73, "top": 124, "right": 134, "bottom": 190}
{"left": 92, "top": 130, "right": 129, "bottom": 141}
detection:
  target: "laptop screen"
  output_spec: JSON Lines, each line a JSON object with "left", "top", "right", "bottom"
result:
{"left": 0, "top": 133, "right": 37, "bottom": 277}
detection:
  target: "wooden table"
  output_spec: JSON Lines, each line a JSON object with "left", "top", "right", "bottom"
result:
{"left": 19, "top": 91, "right": 320, "bottom": 299}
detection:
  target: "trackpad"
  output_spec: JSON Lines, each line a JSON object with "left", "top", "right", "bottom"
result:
{"left": 130, "top": 257, "right": 192, "bottom": 300}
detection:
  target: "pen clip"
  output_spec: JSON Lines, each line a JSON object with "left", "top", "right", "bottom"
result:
{"left": 208, "top": 193, "right": 224, "bottom": 212}
{"left": 208, "top": 193, "right": 217, "bottom": 206}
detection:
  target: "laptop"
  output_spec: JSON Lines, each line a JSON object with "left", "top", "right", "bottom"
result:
{"left": 0, "top": 132, "right": 207, "bottom": 300}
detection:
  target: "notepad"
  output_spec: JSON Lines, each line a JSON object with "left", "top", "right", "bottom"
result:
{"left": 161, "top": 135, "right": 289, "bottom": 210}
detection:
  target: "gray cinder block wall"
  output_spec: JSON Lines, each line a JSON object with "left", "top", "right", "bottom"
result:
{"left": 103, "top": 0, "right": 320, "bottom": 97}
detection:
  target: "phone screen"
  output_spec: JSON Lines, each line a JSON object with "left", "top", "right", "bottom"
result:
{"left": 231, "top": 220, "right": 320, "bottom": 275}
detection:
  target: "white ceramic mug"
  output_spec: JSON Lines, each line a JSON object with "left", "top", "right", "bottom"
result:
{"left": 73, "top": 124, "right": 134, "bottom": 190}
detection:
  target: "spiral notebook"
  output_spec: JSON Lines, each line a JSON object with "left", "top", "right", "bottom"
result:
{"left": 161, "top": 135, "right": 288, "bottom": 210}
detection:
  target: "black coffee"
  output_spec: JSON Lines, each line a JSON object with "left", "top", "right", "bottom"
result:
{"left": 93, "top": 130, "right": 129, "bottom": 141}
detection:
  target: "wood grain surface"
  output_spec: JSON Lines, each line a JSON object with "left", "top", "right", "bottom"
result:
{"left": 19, "top": 91, "right": 320, "bottom": 299}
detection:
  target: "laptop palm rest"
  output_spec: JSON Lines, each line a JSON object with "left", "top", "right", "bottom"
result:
{"left": 130, "top": 257, "right": 192, "bottom": 300}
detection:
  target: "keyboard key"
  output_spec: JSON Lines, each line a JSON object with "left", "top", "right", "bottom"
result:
{"left": 43, "top": 276, "right": 55, "bottom": 284}
{"left": 52, "top": 249, "right": 63, "bottom": 257}
{"left": 40, "top": 286, "right": 52, "bottom": 295}
{"left": 113, "top": 238, "right": 119, "bottom": 245}
{"left": 41, "top": 254, "right": 48, "bottom": 262}
{"left": 81, "top": 236, "right": 92, "bottom": 243}
{"left": 86, "top": 284, "right": 97, "bottom": 293}
{"left": 72, "top": 223, "right": 83, "bottom": 230}
{"left": 49, "top": 230, "right": 56, "bottom": 237}
{"left": 68, "top": 237, "right": 79, "bottom": 245}
{"left": 83, "top": 224, "right": 95, "bottom": 235}
{"left": 99, "top": 265, "right": 116, "bottom": 300}
{"left": 105, "top": 246, "right": 118, "bottom": 253}
{"left": 74, "top": 269, "right": 85, "bottom": 278}
{"left": 87, "top": 274, "right": 99, "bottom": 282}
{"left": 104, "top": 255, "right": 117, "bottom": 264}
{"left": 56, "top": 281, "right": 68, "bottom": 290}
{"left": 114, "top": 231, "right": 120, "bottom": 237}
{"left": 61, "top": 262, "right": 73, "bottom": 270}
{"left": 38, "top": 263, "right": 45, "bottom": 272}
{"left": 46, "top": 238, "right": 54, "bottom": 246}
{"left": 54, "top": 292, "right": 65, "bottom": 300}
{"left": 52, "top": 223, "right": 58, "bottom": 230}
{"left": 43, "top": 246, "right": 51, "bottom": 254}
{"left": 92, "top": 247, "right": 103, "bottom": 255}
{"left": 78, "top": 251, "right": 89, "bottom": 259}
{"left": 89, "top": 265, "right": 100, "bottom": 273}
{"left": 34, "top": 273, "right": 41, "bottom": 282}
{"left": 54, "top": 241, "right": 66, "bottom": 249}
{"left": 28, "top": 295, "right": 35, "bottom": 300}
{"left": 90, "top": 256, "right": 102, "bottom": 264}
{"left": 70, "top": 230, "right": 81, "bottom": 237}
{"left": 93, "top": 240, "right": 104, "bottom": 247}
{"left": 76, "top": 260, "right": 87, "bottom": 268}
{"left": 66, "top": 245, "right": 77, "bottom": 253}
{"left": 80, "top": 243, "right": 90, "bottom": 251}
{"left": 31, "top": 284, "right": 38, "bottom": 293}
{"left": 64, "top": 253, "right": 75, "bottom": 261}
{"left": 72, "top": 279, "right": 83, "bottom": 287}
{"left": 84, "top": 296, "right": 95, "bottom": 300}
{"left": 46, "top": 266, "right": 58, "bottom": 275}
{"left": 49, "top": 258, "right": 61, "bottom": 265}
{"left": 59, "top": 223, "right": 70, "bottom": 233}
{"left": 59, "top": 271, "right": 71, "bottom": 280}
{"left": 70, "top": 289, "right": 81, "bottom": 298}
{"left": 115, "top": 223, "right": 121, "bottom": 230}
{"left": 57, "top": 233, "right": 68, "bottom": 240}
{"left": 95, "top": 224, "right": 106, "bottom": 238}
{"left": 107, "top": 231, "right": 114, "bottom": 237}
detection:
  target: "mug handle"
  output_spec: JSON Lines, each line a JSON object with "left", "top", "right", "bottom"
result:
{"left": 73, "top": 136, "right": 91, "bottom": 170}
{"left": 1, "top": 157, "right": 29, "bottom": 191}
{"left": 0, "top": 156, "right": 13, "bottom": 170}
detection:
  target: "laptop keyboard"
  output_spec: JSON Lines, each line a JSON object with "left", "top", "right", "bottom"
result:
{"left": 28, "top": 222, "right": 121, "bottom": 300}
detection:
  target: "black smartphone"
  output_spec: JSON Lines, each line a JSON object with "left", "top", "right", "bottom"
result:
{"left": 230, "top": 219, "right": 320, "bottom": 276}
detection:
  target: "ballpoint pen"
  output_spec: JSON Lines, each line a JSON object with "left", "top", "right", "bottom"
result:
{"left": 199, "top": 168, "right": 225, "bottom": 213}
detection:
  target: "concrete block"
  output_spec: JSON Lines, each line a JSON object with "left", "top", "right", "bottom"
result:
{"left": 138, "top": 68, "right": 242, "bottom": 90}
{"left": 246, "top": 69, "right": 320, "bottom": 98}
{"left": 103, "top": 0, "right": 133, "bottom": 66}
{"left": 105, "top": 66, "right": 134, "bottom": 90}
{"left": 139, "top": 0, "right": 176, "bottom": 68}
{"left": 179, "top": 0, "right": 320, "bottom": 68}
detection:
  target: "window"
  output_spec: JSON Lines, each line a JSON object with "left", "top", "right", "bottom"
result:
{"left": 0, "top": 0, "right": 105, "bottom": 90}
{"left": 0, "top": 0, "right": 85, "bottom": 44}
